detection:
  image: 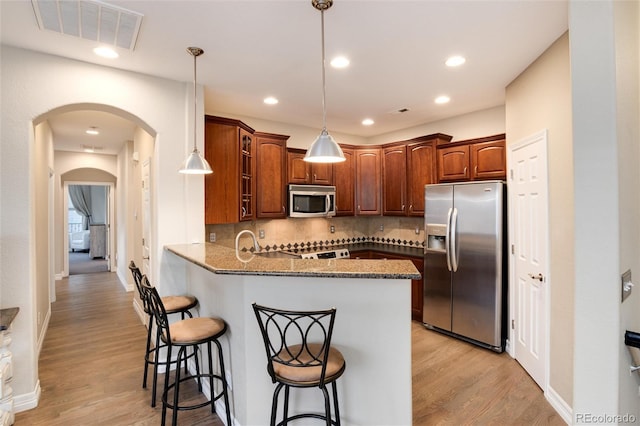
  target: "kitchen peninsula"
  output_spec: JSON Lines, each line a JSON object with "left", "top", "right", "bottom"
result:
{"left": 164, "top": 242, "right": 420, "bottom": 426}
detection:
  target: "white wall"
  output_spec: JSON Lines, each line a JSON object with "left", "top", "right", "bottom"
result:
{"left": 368, "top": 105, "right": 506, "bottom": 145}
{"left": 613, "top": 0, "right": 640, "bottom": 420}
{"left": 0, "top": 46, "right": 203, "bottom": 405}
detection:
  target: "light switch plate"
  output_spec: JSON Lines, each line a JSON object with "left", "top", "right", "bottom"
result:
{"left": 622, "top": 269, "right": 633, "bottom": 302}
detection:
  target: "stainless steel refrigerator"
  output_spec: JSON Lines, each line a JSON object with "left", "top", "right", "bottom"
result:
{"left": 423, "top": 181, "right": 506, "bottom": 352}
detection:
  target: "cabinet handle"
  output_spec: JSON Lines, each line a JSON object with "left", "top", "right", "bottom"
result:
{"left": 401, "top": 204, "right": 405, "bottom": 211}
{"left": 306, "top": 173, "right": 309, "bottom": 180}
{"left": 464, "top": 166, "right": 467, "bottom": 177}
{"left": 474, "top": 165, "right": 477, "bottom": 176}
{"left": 242, "top": 206, "right": 246, "bottom": 217}
{"left": 409, "top": 204, "right": 413, "bottom": 213}
{"left": 314, "top": 173, "right": 317, "bottom": 181}
{"left": 282, "top": 205, "right": 285, "bottom": 213}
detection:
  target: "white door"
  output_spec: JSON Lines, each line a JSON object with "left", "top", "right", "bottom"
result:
{"left": 508, "top": 130, "right": 549, "bottom": 389}
{"left": 142, "top": 159, "right": 151, "bottom": 277}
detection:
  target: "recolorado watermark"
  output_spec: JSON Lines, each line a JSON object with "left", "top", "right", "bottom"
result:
{"left": 575, "top": 413, "right": 637, "bottom": 424}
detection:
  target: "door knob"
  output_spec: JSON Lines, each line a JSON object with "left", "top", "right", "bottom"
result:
{"left": 528, "top": 272, "right": 544, "bottom": 282}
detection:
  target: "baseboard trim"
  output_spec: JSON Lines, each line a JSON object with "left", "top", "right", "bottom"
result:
{"left": 14, "top": 380, "right": 41, "bottom": 413}
{"left": 117, "top": 269, "right": 134, "bottom": 292}
{"left": 546, "top": 384, "right": 572, "bottom": 424}
{"left": 37, "top": 308, "right": 51, "bottom": 357}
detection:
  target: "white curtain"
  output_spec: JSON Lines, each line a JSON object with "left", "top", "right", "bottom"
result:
{"left": 69, "top": 185, "right": 92, "bottom": 230}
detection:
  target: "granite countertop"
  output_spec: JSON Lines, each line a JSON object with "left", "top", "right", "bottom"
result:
{"left": 165, "top": 243, "right": 421, "bottom": 279}
{"left": 0, "top": 307, "right": 19, "bottom": 331}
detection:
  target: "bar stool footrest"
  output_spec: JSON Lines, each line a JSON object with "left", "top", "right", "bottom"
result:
{"left": 162, "top": 373, "right": 228, "bottom": 412}
{"left": 276, "top": 413, "right": 339, "bottom": 426}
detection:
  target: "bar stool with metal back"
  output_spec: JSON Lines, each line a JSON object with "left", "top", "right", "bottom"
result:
{"left": 128, "top": 261, "right": 198, "bottom": 407}
{"left": 252, "top": 303, "right": 346, "bottom": 426}
{"left": 142, "top": 277, "right": 232, "bottom": 426}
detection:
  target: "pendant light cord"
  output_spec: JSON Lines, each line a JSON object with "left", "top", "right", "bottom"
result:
{"left": 193, "top": 51, "right": 198, "bottom": 152}
{"left": 320, "top": 9, "right": 327, "bottom": 133}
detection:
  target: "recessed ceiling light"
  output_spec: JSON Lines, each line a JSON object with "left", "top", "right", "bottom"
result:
{"left": 445, "top": 55, "right": 466, "bottom": 67}
{"left": 435, "top": 95, "right": 450, "bottom": 104}
{"left": 93, "top": 46, "right": 119, "bottom": 59}
{"left": 362, "top": 118, "right": 374, "bottom": 126}
{"left": 263, "top": 96, "right": 279, "bottom": 105}
{"left": 86, "top": 127, "right": 99, "bottom": 135}
{"left": 330, "top": 56, "right": 350, "bottom": 69}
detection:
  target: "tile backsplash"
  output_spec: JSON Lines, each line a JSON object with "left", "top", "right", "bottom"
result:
{"left": 206, "top": 216, "right": 425, "bottom": 252}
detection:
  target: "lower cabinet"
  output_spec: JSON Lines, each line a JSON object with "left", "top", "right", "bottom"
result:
{"left": 351, "top": 250, "right": 424, "bottom": 321}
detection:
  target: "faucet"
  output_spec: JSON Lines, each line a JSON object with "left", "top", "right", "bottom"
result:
{"left": 235, "top": 230, "right": 260, "bottom": 262}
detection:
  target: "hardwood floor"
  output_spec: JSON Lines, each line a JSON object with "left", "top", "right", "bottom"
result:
{"left": 16, "top": 272, "right": 564, "bottom": 425}
{"left": 15, "top": 273, "right": 223, "bottom": 426}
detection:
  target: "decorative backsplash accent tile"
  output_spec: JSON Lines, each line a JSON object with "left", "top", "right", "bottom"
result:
{"left": 210, "top": 216, "right": 425, "bottom": 252}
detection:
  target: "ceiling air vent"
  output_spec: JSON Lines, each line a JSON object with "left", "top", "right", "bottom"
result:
{"left": 31, "top": 0, "right": 143, "bottom": 50}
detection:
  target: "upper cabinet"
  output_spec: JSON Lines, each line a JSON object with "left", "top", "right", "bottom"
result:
{"left": 287, "top": 148, "right": 334, "bottom": 185}
{"left": 382, "top": 144, "right": 407, "bottom": 216}
{"left": 255, "top": 132, "right": 289, "bottom": 219}
{"left": 333, "top": 146, "right": 356, "bottom": 216}
{"left": 437, "top": 134, "right": 506, "bottom": 183}
{"left": 382, "top": 134, "right": 451, "bottom": 216}
{"left": 204, "top": 115, "right": 256, "bottom": 224}
{"left": 355, "top": 147, "right": 382, "bottom": 215}
{"left": 470, "top": 139, "right": 507, "bottom": 180}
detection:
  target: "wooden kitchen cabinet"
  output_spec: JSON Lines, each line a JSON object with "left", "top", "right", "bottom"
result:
{"left": 333, "top": 146, "right": 356, "bottom": 216}
{"left": 204, "top": 116, "right": 256, "bottom": 224}
{"left": 382, "top": 134, "right": 447, "bottom": 217}
{"left": 470, "top": 139, "right": 506, "bottom": 180}
{"left": 287, "top": 148, "right": 333, "bottom": 185}
{"left": 255, "top": 132, "right": 289, "bottom": 219}
{"left": 406, "top": 139, "right": 439, "bottom": 216}
{"left": 355, "top": 147, "right": 382, "bottom": 215}
{"left": 437, "top": 144, "right": 470, "bottom": 182}
{"left": 382, "top": 144, "right": 407, "bottom": 216}
{"left": 437, "top": 134, "right": 506, "bottom": 182}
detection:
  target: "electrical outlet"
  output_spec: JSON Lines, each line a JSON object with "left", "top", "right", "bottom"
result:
{"left": 379, "top": 224, "right": 384, "bottom": 231}
{"left": 209, "top": 232, "right": 216, "bottom": 243}
{"left": 259, "top": 229, "right": 265, "bottom": 239}
{"left": 415, "top": 226, "right": 420, "bottom": 235}
{"left": 330, "top": 225, "right": 335, "bottom": 233}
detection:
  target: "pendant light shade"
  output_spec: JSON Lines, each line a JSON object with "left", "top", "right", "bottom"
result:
{"left": 304, "top": 129, "right": 344, "bottom": 163}
{"left": 179, "top": 47, "right": 213, "bottom": 174}
{"left": 304, "top": 0, "right": 345, "bottom": 164}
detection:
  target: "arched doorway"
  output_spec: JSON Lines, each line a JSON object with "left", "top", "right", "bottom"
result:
{"left": 34, "top": 103, "right": 156, "bottom": 299}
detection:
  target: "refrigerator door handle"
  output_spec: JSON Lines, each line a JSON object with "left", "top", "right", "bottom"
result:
{"left": 445, "top": 208, "right": 453, "bottom": 272}
{"left": 450, "top": 207, "right": 459, "bottom": 272}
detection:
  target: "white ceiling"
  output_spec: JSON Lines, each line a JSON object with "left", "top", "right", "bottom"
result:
{"left": 1, "top": 0, "right": 569, "bottom": 155}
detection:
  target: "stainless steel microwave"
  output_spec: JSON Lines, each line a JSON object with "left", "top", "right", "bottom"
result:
{"left": 288, "top": 184, "right": 336, "bottom": 218}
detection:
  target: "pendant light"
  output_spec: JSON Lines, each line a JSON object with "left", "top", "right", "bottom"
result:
{"left": 304, "top": 0, "right": 346, "bottom": 163}
{"left": 179, "top": 47, "right": 213, "bottom": 174}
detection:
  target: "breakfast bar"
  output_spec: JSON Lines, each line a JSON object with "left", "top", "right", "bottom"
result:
{"left": 164, "top": 242, "right": 420, "bottom": 426}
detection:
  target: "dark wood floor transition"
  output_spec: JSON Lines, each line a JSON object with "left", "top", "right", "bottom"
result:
{"left": 16, "top": 272, "right": 564, "bottom": 425}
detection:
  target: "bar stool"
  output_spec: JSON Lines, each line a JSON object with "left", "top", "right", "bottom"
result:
{"left": 142, "top": 278, "right": 232, "bottom": 426}
{"left": 128, "top": 261, "right": 198, "bottom": 406}
{"left": 252, "top": 303, "right": 346, "bottom": 426}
